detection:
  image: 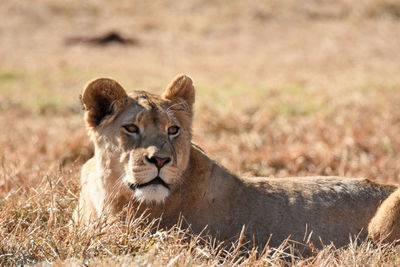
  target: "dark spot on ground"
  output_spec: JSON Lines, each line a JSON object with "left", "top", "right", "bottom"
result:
{"left": 65, "top": 31, "right": 139, "bottom": 46}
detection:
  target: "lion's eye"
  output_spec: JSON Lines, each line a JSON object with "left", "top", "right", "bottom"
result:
{"left": 168, "top": 126, "right": 180, "bottom": 136}
{"left": 123, "top": 124, "right": 140, "bottom": 134}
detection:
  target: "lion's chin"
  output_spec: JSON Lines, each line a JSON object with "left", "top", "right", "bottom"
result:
{"left": 133, "top": 184, "right": 170, "bottom": 204}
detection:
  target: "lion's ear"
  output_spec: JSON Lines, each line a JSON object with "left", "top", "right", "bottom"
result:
{"left": 81, "top": 78, "right": 128, "bottom": 128}
{"left": 162, "top": 75, "right": 195, "bottom": 108}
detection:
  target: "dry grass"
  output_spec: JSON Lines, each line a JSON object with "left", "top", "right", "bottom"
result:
{"left": 1, "top": 0, "right": 400, "bottom": 265}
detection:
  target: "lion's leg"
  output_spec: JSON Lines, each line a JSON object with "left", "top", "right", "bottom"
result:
{"left": 368, "top": 188, "right": 400, "bottom": 243}
{"left": 72, "top": 191, "right": 99, "bottom": 225}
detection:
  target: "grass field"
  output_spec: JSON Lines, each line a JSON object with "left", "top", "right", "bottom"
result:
{"left": 1, "top": 0, "right": 400, "bottom": 265}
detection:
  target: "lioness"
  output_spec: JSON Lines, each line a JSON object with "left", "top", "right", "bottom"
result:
{"left": 75, "top": 75, "right": 398, "bottom": 249}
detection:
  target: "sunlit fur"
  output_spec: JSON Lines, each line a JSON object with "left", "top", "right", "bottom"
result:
{"left": 75, "top": 75, "right": 194, "bottom": 222}
{"left": 368, "top": 188, "right": 400, "bottom": 243}
{"left": 75, "top": 75, "right": 400, "bottom": 250}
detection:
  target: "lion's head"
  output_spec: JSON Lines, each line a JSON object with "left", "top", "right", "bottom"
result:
{"left": 81, "top": 75, "right": 195, "bottom": 204}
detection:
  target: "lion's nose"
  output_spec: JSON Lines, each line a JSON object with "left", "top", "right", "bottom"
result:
{"left": 145, "top": 156, "right": 171, "bottom": 169}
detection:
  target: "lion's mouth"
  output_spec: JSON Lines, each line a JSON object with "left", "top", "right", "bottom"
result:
{"left": 130, "top": 176, "right": 170, "bottom": 190}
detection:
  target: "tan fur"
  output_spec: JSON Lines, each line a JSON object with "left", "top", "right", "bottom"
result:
{"left": 75, "top": 75, "right": 398, "bottom": 249}
{"left": 368, "top": 188, "right": 400, "bottom": 243}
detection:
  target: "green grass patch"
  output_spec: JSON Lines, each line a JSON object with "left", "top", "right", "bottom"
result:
{"left": 0, "top": 67, "right": 95, "bottom": 114}
{"left": 0, "top": 70, "right": 25, "bottom": 82}
{"left": 275, "top": 103, "right": 318, "bottom": 117}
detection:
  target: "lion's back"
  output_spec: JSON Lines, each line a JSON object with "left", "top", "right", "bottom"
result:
{"left": 201, "top": 173, "right": 397, "bottom": 249}
{"left": 245, "top": 177, "right": 396, "bottom": 247}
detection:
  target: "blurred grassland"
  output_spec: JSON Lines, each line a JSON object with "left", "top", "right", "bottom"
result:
{"left": 1, "top": 0, "right": 400, "bottom": 265}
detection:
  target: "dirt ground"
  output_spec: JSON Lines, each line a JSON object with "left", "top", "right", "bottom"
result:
{"left": 1, "top": 0, "right": 400, "bottom": 265}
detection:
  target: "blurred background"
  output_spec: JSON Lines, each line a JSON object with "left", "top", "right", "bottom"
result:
{"left": 1, "top": 0, "right": 400, "bottom": 190}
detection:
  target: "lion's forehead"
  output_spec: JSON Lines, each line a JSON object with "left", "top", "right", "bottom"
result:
{"left": 116, "top": 96, "right": 179, "bottom": 132}
{"left": 119, "top": 105, "right": 168, "bottom": 126}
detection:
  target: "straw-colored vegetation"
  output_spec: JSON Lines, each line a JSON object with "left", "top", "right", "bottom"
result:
{"left": 1, "top": 0, "right": 400, "bottom": 265}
